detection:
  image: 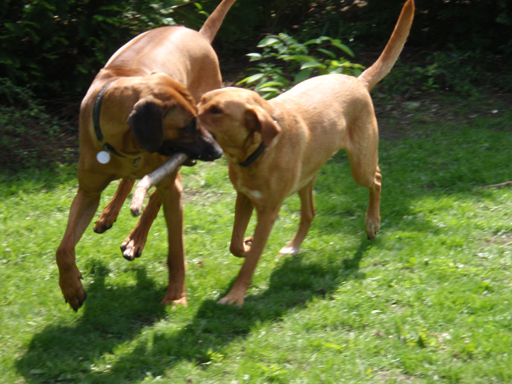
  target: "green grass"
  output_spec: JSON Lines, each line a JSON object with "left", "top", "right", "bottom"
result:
{"left": 0, "top": 102, "right": 511, "bottom": 384}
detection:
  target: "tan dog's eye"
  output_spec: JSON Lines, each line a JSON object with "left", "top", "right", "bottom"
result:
{"left": 209, "top": 106, "right": 223, "bottom": 115}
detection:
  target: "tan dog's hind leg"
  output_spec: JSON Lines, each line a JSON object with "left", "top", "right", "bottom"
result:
{"left": 57, "top": 173, "right": 111, "bottom": 311}
{"left": 219, "top": 207, "right": 279, "bottom": 307}
{"left": 279, "top": 177, "right": 317, "bottom": 255}
{"left": 229, "top": 192, "right": 254, "bottom": 258}
{"left": 121, "top": 190, "right": 162, "bottom": 261}
{"left": 347, "top": 131, "right": 381, "bottom": 239}
{"left": 365, "top": 171, "right": 382, "bottom": 239}
{"left": 94, "top": 179, "right": 135, "bottom": 233}
{"left": 159, "top": 172, "right": 188, "bottom": 307}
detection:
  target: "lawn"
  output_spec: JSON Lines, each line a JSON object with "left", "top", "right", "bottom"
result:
{"left": 0, "top": 95, "right": 511, "bottom": 383}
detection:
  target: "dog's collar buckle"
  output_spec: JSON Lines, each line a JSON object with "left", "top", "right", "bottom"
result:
{"left": 239, "top": 143, "right": 266, "bottom": 168}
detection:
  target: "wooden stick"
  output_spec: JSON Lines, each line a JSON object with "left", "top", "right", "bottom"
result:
{"left": 130, "top": 153, "right": 188, "bottom": 216}
{"left": 482, "top": 181, "right": 512, "bottom": 189}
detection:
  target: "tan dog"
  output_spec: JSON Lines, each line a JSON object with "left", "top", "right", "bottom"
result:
{"left": 197, "top": 0, "right": 415, "bottom": 306}
{"left": 56, "top": 0, "right": 237, "bottom": 311}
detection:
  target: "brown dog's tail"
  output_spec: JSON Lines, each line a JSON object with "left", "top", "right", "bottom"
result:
{"left": 199, "top": 0, "right": 237, "bottom": 44}
{"left": 358, "top": 0, "right": 415, "bottom": 92}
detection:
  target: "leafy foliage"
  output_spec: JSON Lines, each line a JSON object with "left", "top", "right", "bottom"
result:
{"left": 0, "top": 0, "right": 179, "bottom": 98}
{"left": 0, "top": 78, "right": 76, "bottom": 170}
{"left": 376, "top": 50, "right": 512, "bottom": 98}
{"left": 238, "top": 33, "right": 364, "bottom": 99}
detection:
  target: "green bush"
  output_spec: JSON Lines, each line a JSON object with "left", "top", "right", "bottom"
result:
{"left": 238, "top": 33, "right": 364, "bottom": 99}
{"left": 375, "top": 49, "right": 512, "bottom": 99}
{"left": 0, "top": 0, "right": 179, "bottom": 98}
{"left": 0, "top": 78, "right": 76, "bottom": 171}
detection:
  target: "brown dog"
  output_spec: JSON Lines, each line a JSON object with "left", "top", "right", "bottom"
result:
{"left": 56, "top": 0, "right": 237, "bottom": 311}
{"left": 197, "top": 0, "right": 415, "bottom": 306}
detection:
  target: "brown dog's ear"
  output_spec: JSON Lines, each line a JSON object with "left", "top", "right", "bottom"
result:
{"left": 244, "top": 106, "right": 280, "bottom": 147}
{"left": 127, "top": 98, "right": 168, "bottom": 153}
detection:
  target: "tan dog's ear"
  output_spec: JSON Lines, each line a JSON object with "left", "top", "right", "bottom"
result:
{"left": 127, "top": 97, "right": 168, "bottom": 153}
{"left": 244, "top": 106, "right": 280, "bottom": 147}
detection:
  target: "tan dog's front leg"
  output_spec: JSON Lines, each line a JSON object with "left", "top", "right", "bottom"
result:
{"left": 121, "top": 190, "right": 162, "bottom": 261}
{"left": 158, "top": 172, "right": 188, "bottom": 307}
{"left": 229, "top": 192, "right": 254, "bottom": 257}
{"left": 94, "top": 179, "right": 135, "bottom": 233}
{"left": 219, "top": 207, "right": 279, "bottom": 307}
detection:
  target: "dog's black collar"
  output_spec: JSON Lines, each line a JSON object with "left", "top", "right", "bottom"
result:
{"left": 93, "top": 80, "right": 126, "bottom": 158}
{"left": 239, "top": 143, "right": 266, "bottom": 167}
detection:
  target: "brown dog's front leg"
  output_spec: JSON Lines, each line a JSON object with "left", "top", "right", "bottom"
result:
{"left": 94, "top": 179, "right": 135, "bottom": 233}
{"left": 219, "top": 207, "right": 279, "bottom": 307}
{"left": 57, "top": 176, "right": 109, "bottom": 311}
{"left": 159, "top": 172, "right": 188, "bottom": 307}
{"left": 121, "top": 189, "right": 162, "bottom": 261}
{"left": 229, "top": 192, "right": 254, "bottom": 257}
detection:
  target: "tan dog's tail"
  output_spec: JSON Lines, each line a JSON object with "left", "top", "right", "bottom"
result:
{"left": 358, "top": 0, "right": 415, "bottom": 92}
{"left": 199, "top": 0, "right": 237, "bottom": 43}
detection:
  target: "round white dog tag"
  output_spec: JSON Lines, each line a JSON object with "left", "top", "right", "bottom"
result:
{"left": 96, "top": 151, "right": 111, "bottom": 164}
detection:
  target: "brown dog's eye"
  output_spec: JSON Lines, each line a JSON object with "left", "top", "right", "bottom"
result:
{"left": 209, "top": 106, "right": 222, "bottom": 115}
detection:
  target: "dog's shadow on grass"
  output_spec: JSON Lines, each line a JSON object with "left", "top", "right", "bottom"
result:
{"left": 16, "top": 240, "right": 370, "bottom": 383}
{"left": 16, "top": 261, "right": 167, "bottom": 383}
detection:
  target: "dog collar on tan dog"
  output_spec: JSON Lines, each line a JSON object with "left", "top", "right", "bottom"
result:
{"left": 239, "top": 143, "right": 266, "bottom": 167}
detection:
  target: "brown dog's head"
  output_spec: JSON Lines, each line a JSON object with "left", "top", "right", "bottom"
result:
{"left": 127, "top": 73, "right": 222, "bottom": 162}
{"left": 197, "top": 88, "right": 280, "bottom": 165}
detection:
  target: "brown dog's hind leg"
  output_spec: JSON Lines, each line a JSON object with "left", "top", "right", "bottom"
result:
{"left": 94, "top": 179, "right": 135, "bottom": 233}
{"left": 57, "top": 173, "right": 111, "bottom": 311}
{"left": 229, "top": 192, "right": 254, "bottom": 257}
{"left": 159, "top": 172, "right": 188, "bottom": 307}
{"left": 279, "top": 177, "right": 317, "bottom": 255}
{"left": 121, "top": 189, "right": 162, "bottom": 261}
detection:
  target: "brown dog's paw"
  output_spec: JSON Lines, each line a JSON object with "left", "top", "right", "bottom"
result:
{"left": 120, "top": 237, "right": 145, "bottom": 261}
{"left": 93, "top": 213, "right": 116, "bottom": 233}
{"left": 60, "top": 271, "right": 87, "bottom": 312}
{"left": 243, "top": 237, "right": 253, "bottom": 252}
{"left": 93, "top": 221, "right": 113, "bottom": 234}
{"left": 230, "top": 237, "right": 253, "bottom": 258}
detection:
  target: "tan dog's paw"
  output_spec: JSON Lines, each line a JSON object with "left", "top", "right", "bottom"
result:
{"left": 279, "top": 245, "right": 300, "bottom": 256}
{"left": 161, "top": 285, "right": 188, "bottom": 307}
{"left": 365, "top": 216, "right": 380, "bottom": 239}
{"left": 59, "top": 269, "right": 87, "bottom": 312}
{"left": 217, "top": 290, "right": 245, "bottom": 307}
{"left": 161, "top": 296, "right": 188, "bottom": 308}
{"left": 120, "top": 238, "right": 144, "bottom": 261}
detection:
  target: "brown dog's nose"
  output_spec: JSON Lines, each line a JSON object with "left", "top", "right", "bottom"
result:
{"left": 198, "top": 137, "right": 223, "bottom": 161}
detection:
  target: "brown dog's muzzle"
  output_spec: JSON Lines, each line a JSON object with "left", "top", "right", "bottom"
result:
{"left": 158, "top": 118, "right": 223, "bottom": 162}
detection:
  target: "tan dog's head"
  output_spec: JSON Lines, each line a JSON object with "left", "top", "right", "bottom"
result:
{"left": 127, "top": 73, "right": 222, "bottom": 161}
{"left": 197, "top": 88, "right": 280, "bottom": 164}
